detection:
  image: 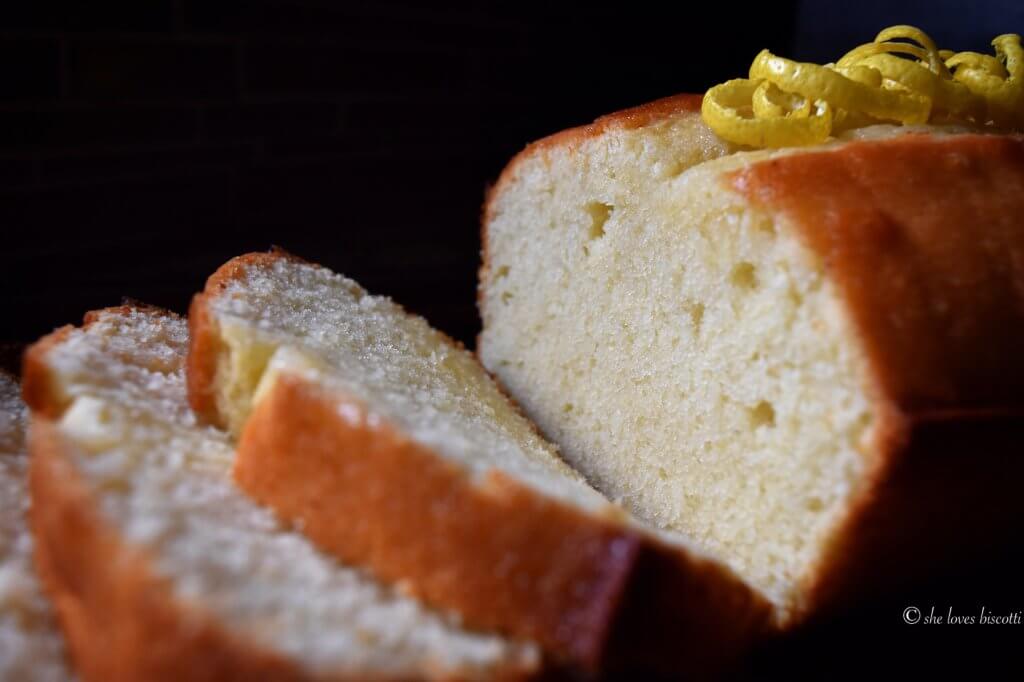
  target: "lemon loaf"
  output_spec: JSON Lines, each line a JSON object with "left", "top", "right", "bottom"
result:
{"left": 0, "top": 372, "right": 73, "bottom": 681}
{"left": 478, "top": 97, "right": 1024, "bottom": 623}
{"left": 22, "top": 306, "right": 539, "bottom": 682}
{"left": 187, "top": 251, "right": 770, "bottom": 674}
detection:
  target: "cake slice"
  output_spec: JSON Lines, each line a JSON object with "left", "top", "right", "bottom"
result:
{"left": 22, "top": 305, "right": 539, "bottom": 681}
{"left": 478, "top": 96, "right": 1024, "bottom": 623}
{"left": 0, "top": 372, "right": 74, "bottom": 681}
{"left": 187, "top": 251, "right": 771, "bottom": 674}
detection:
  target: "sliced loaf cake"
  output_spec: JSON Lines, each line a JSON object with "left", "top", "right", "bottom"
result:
{"left": 1, "top": 372, "right": 73, "bottom": 681}
{"left": 22, "top": 305, "right": 539, "bottom": 682}
{"left": 478, "top": 98, "right": 1024, "bottom": 622}
{"left": 187, "top": 251, "right": 771, "bottom": 674}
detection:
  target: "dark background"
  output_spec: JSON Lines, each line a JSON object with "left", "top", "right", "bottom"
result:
{"left": 4, "top": 0, "right": 1021, "bottom": 347}
{"left": 2, "top": 2, "right": 1022, "bottom": 677}
{"left": 2, "top": 0, "right": 804, "bottom": 346}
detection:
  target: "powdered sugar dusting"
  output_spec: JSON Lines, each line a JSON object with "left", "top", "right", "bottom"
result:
{"left": 211, "top": 258, "right": 610, "bottom": 511}
{"left": 45, "top": 309, "right": 536, "bottom": 678}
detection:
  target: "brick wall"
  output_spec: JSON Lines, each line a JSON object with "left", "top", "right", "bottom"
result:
{"left": 1, "top": 1, "right": 796, "bottom": 344}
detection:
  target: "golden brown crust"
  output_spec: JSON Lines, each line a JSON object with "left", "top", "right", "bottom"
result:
{"left": 21, "top": 325, "right": 74, "bottom": 420}
{"left": 188, "top": 249, "right": 309, "bottom": 428}
{"left": 500, "top": 93, "right": 703, "bottom": 179}
{"left": 730, "top": 133, "right": 1024, "bottom": 412}
{"left": 28, "top": 419, "right": 314, "bottom": 682}
{"left": 237, "top": 376, "right": 631, "bottom": 666}
{"left": 226, "top": 359, "right": 770, "bottom": 675}
{"left": 729, "top": 132, "right": 1024, "bottom": 620}
{"left": 187, "top": 291, "right": 226, "bottom": 427}
{"left": 477, "top": 93, "right": 704, "bottom": 347}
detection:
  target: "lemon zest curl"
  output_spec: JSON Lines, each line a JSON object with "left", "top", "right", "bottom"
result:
{"left": 702, "top": 25, "right": 1023, "bottom": 148}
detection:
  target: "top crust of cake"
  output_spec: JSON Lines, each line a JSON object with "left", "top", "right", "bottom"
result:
{"left": 484, "top": 94, "right": 704, "bottom": 224}
{"left": 506, "top": 94, "right": 703, "bottom": 161}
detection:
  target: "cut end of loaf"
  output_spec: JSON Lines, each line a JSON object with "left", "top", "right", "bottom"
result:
{"left": 479, "top": 113, "right": 901, "bottom": 617}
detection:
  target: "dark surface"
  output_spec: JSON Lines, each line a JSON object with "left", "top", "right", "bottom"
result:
{"left": 2, "top": 2, "right": 1021, "bottom": 677}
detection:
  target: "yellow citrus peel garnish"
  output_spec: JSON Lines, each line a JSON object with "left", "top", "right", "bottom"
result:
{"left": 702, "top": 25, "right": 1024, "bottom": 148}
